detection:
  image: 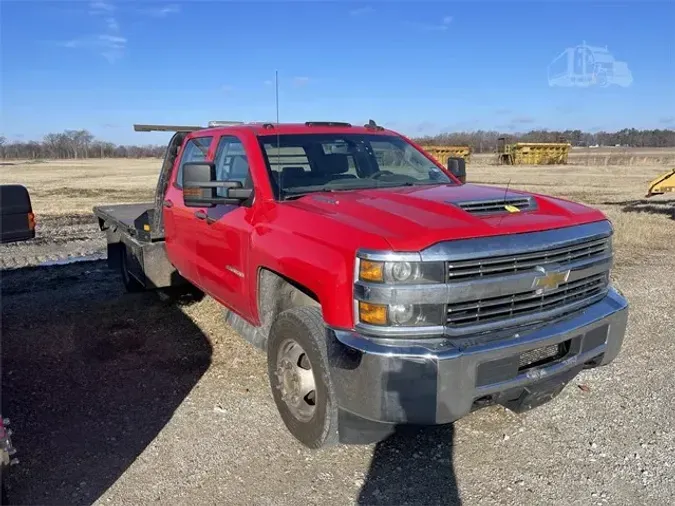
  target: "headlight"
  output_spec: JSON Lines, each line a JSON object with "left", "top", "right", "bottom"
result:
{"left": 358, "top": 302, "right": 445, "bottom": 327}
{"left": 359, "top": 260, "right": 444, "bottom": 284}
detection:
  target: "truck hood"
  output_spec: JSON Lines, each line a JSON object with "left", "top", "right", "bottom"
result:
{"left": 286, "top": 183, "right": 607, "bottom": 251}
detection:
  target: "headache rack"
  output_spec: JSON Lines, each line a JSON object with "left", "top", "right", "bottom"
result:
{"left": 133, "top": 120, "right": 245, "bottom": 133}
{"left": 133, "top": 119, "right": 385, "bottom": 133}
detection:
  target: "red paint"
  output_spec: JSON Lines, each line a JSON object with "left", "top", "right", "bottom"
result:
{"left": 163, "top": 124, "right": 608, "bottom": 330}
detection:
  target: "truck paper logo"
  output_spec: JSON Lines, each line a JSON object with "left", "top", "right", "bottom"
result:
{"left": 532, "top": 268, "right": 571, "bottom": 293}
{"left": 548, "top": 42, "right": 633, "bottom": 88}
{"left": 504, "top": 204, "right": 521, "bottom": 213}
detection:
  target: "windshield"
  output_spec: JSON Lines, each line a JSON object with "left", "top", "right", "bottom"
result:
{"left": 257, "top": 133, "right": 454, "bottom": 199}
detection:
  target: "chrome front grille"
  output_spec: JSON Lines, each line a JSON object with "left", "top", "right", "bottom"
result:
{"left": 447, "top": 236, "right": 610, "bottom": 282}
{"left": 446, "top": 272, "right": 609, "bottom": 327}
{"left": 354, "top": 221, "right": 614, "bottom": 338}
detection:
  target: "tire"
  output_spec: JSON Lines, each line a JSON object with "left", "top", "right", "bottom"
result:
{"left": 267, "top": 306, "right": 339, "bottom": 449}
{"left": 119, "top": 245, "right": 145, "bottom": 293}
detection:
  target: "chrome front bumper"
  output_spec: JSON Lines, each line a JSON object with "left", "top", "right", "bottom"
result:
{"left": 328, "top": 287, "right": 628, "bottom": 425}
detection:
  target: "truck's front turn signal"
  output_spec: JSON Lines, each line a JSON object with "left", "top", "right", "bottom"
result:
{"left": 358, "top": 301, "right": 387, "bottom": 325}
{"left": 359, "top": 260, "right": 384, "bottom": 282}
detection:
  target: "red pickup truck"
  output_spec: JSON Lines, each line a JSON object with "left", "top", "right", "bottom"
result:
{"left": 94, "top": 121, "right": 629, "bottom": 448}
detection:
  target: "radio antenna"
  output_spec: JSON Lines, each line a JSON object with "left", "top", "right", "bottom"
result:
{"left": 497, "top": 178, "right": 512, "bottom": 229}
{"left": 275, "top": 70, "right": 283, "bottom": 199}
{"left": 275, "top": 69, "right": 280, "bottom": 125}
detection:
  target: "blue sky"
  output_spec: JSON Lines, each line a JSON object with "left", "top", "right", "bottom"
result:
{"left": 2, "top": 0, "right": 674, "bottom": 144}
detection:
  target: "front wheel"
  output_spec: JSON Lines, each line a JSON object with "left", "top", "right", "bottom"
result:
{"left": 267, "top": 306, "right": 339, "bottom": 449}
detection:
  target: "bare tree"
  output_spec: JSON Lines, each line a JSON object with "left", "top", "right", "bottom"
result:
{"left": 0, "top": 127, "right": 673, "bottom": 161}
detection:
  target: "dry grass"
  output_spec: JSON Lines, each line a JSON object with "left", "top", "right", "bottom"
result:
{"left": 0, "top": 159, "right": 158, "bottom": 215}
{"left": 468, "top": 162, "right": 674, "bottom": 264}
{"left": 472, "top": 147, "right": 675, "bottom": 166}
{"left": 1, "top": 157, "right": 673, "bottom": 268}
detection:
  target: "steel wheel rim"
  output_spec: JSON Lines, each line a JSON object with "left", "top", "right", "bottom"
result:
{"left": 275, "top": 339, "right": 317, "bottom": 422}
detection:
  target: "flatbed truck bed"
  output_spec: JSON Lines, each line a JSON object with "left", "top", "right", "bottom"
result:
{"left": 93, "top": 202, "right": 180, "bottom": 291}
{"left": 93, "top": 203, "right": 156, "bottom": 239}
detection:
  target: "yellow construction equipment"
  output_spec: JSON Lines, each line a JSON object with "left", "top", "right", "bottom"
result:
{"left": 646, "top": 169, "right": 675, "bottom": 197}
{"left": 496, "top": 137, "right": 571, "bottom": 165}
{"left": 421, "top": 145, "right": 472, "bottom": 164}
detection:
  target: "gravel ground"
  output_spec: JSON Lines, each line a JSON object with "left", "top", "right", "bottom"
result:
{"left": 0, "top": 213, "right": 106, "bottom": 270}
{"left": 1, "top": 218, "right": 674, "bottom": 506}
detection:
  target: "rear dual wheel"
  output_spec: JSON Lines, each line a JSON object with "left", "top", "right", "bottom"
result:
{"left": 267, "top": 306, "right": 339, "bottom": 449}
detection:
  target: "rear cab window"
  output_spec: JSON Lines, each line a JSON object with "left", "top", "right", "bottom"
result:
{"left": 175, "top": 136, "right": 213, "bottom": 188}
{"left": 214, "top": 135, "right": 251, "bottom": 196}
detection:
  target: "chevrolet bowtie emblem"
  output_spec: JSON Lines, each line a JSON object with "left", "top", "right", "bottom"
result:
{"left": 533, "top": 269, "right": 570, "bottom": 292}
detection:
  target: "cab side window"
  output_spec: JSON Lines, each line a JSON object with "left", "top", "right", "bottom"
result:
{"left": 214, "top": 136, "right": 251, "bottom": 196}
{"left": 175, "top": 136, "right": 213, "bottom": 188}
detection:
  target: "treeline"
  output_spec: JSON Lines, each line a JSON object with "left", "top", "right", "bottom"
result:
{"left": 0, "top": 130, "right": 165, "bottom": 159}
{"left": 414, "top": 128, "right": 675, "bottom": 152}
{"left": 1, "top": 127, "right": 674, "bottom": 160}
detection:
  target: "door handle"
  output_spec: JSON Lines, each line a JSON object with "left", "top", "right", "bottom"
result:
{"left": 163, "top": 200, "right": 173, "bottom": 208}
{"left": 194, "top": 210, "right": 216, "bottom": 224}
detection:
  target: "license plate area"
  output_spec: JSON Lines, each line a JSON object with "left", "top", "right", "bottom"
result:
{"left": 518, "top": 340, "right": 571, "bottom": 372}
{"left": 476, "top": 337, "right": 581, "bottom": 387}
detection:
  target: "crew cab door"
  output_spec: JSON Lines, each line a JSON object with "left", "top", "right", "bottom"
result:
{"left": 163, "top": 135, "right": 214, "bottom": 282}
{"left": 194, "top": 134, "right": 255, "bottom": 318}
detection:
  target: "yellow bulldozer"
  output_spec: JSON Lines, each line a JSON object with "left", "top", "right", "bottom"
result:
{"left": 646, "top": 169, "right": 675, "bottom": 198}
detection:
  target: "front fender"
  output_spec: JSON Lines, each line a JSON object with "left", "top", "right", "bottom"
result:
{"left": 249, "top": 229, "right": 356, "bottom": 328}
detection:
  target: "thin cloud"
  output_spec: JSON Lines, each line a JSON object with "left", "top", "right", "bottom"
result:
{"left": 659, "top": 116, "right": 675, "bottom": 125}
{"left": 140, "top": 4, "right": 180, "bottom": 17}
{"left": 293, "top": 76, "right": 310, "bottom": 87}
{"left": 349, "top": 6, "right": 374, "bottom": 17}
{"left": 59, "top": 0, "right": 124, "bottom": 61}
{"left": 263, "top": 80, "right": 273, "bottom": 86}
{"left": 61, "top": 34, "right": 127, "bottom": 62}
{"left": 495, "top": 108, "right": 512, "bottom": 115}
{"left": 106, "top": 17, "right": 119, "bottom": 31}
{"left": 408, "top": 15, "right": 453, "bottom": 32}
{"left": 89, "top": 0, "right": 115, "bottom": 15}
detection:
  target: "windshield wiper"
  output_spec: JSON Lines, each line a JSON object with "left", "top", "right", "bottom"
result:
{"left": 281, "top": 181, "right": 446, "bottom": 200}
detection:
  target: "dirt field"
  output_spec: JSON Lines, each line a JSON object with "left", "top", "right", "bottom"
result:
{"left": 1, "top": 158, "right": 674, "bottom": 505}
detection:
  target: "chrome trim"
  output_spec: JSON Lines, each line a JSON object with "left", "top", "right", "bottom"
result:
{"left": 420, "top": 220, "right": 612, "bottom": 262}
{"left": 444, "top": 290, "right": 608, "bottom": 336}
{"left": 354, "top": 256, "right": 612, "bottom": 305}
{"left": 335, "top": 288, "right": 627, "bottom": 357}
{"left": 355, "top": 322, "right": 446, "bottom": 338}
{"left": 356, "top": 249, "right": 422, "bottom": 262}
{"left": 328, "top": 288, "right": 629, "bottom": 425}
{"left": 351, "top": 221, "right": 613, "bottom": 337}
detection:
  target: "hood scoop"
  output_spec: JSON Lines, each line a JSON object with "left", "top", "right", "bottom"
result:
{"left": 452, "top": 195, "right": 537, "bottom": 215}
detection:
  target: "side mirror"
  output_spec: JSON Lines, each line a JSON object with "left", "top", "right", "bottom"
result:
{"left": 182, "top": 162, "right": 253, "bottom": 207}
{"left": 447, "top": 157, "right": 466, "bottom": 184}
